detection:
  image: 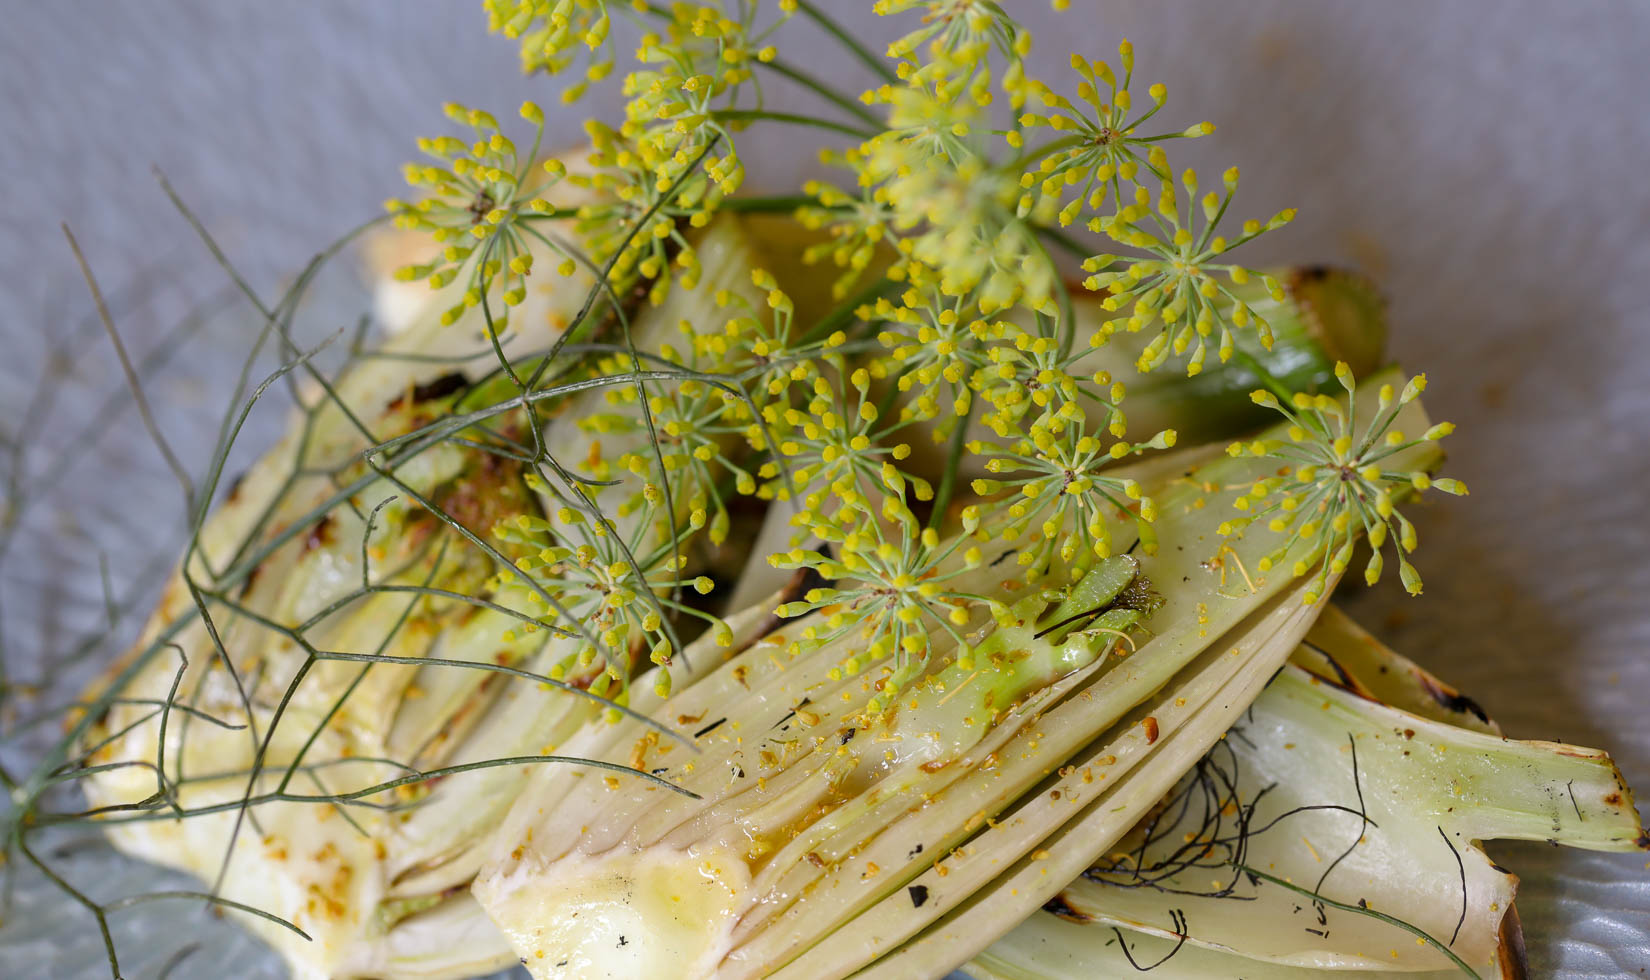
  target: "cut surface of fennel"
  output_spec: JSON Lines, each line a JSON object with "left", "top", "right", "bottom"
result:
{"left": 471, "top": 373, "right": 1442, "bottom": 980}
{"left": 475, "top": 554, "right": 1152, "bottom": 978}
{"left": 488, "top": 846, "right": 753, "bottom": 977}
{"left": 332, "top": 442, "right": 1243, "bottom": 979}
{"left": 965, "top": 613, "right": 1645, "bottom": 980}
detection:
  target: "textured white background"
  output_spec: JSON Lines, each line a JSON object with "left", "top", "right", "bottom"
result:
{"left": 1, "top": 1, "right": 1647, "bottom": 976}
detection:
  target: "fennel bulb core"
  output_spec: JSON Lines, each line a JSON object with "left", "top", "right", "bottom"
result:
{"left": 490, "top": 845, "right": 751, "bottom": 979}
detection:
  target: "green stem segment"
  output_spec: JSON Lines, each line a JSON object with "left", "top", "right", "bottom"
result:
{"left": 712, "top": 109, "right": 873, "bottom": 139}
{"left": 796, "top": 0, "right": 899, "bottom": 84}
{"left": 720, "top": 194, "right": 827, "bottom": 214}
{"left": 1233, "top": 867, "right": 1477, "bottom": 977}
{"left": 758, "top": 58, "right": 885, "bottom": 129}
{"left": 927, "top": 397, "right": 976, "bottom": 530}
{"left": 1034, "top": 222, "right": 1092, "bottom": 262}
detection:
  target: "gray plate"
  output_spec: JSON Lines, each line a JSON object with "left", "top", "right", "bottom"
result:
{"left": 2, "top": 1, "right": 1646, "bottom": 977}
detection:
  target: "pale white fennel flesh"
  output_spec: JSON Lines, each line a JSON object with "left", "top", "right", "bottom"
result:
{"left": 360, "top": 441, "right": 1240, "bottom": 980}
{"left": 965, "top": 613, "right": 1644, "bottom": 979}
{"left": 469, "top": 373, "right": 1440, "bottom": 979}
{"left": 75, "top": 212, "right": 768, "bottom": 978}
{"left": 966, "top": 912, "right": 1478, "bottom": 980}
{"left": 69, "top": 206, "right": 1234, "bottom": 978}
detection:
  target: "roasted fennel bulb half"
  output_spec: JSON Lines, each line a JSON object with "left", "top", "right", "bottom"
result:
{"left": 69, "top": 176, "right": 1396, "bottom": 979}
{"left": 72, "top": 212, "right": 773, "bottom": 978}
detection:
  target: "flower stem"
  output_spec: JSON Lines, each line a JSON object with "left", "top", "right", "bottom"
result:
{"left": 928, "top": 399, "right": 976, "bottom": 531}
{"left": 1010, "top": 134, "right": 1085, "bottom": 172}
{"left": 1035, "top": 222, "right": 1092, "bottom": 261}
{"left": 712, "top": 109, "right": 873, "bottom": 139}
{"left": 1235, "top": 866, "right": 1476, "bottom": 977}
{"left": 796, "top": 0, "right": 899, "bottom": 84}
{"left": 720, "top": 194, "right": 827, "bottom": 214}
{"left": 1229, "top": 347, "right": 1293, "bottom": 401}
{"left": 759, "top": 57, "right": 884, "bottom": 129}
{"left": 800, "top": 274, "right": 900, "bottom": 345}
{"left": 518, "top": 207, "right": 579, "bottom": 222}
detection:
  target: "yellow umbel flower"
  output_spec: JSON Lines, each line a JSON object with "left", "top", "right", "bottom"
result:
{"left": 1219, "top": 363, "right": 1467, "bottom": 601}
{"left": 758, "top": 361, "right": 916, "bottom": 512}
{"left": 872, "top": 274, "right": 1008, "bottom": 438}
{"left": 570, "top": 119, "right": 724, "bottom": 303}
{"left": 484, "top": 0, "right": 614, "bottom": 99}
{"left": 493, "top": 509, "right": 732, "bottom": 703}
{"left": 1082, "top": 159, "right": 1295, "bottom": 376}
{"left": 877, "top": 0, "right": 1033, "bottom": 102}
{"left": 1016, "top": 43, "right": 1214, "bottom": 227}
{"left": 797, "top": 174, "right": 896, "bottom": 300}
{"left": 385, "top": 101, "right": 569, "bottom": 330}
{"left": 620, "top": 3, "right": 791, "bottom": 217}
{"left": 771, "top": 498, "right": 1005, "bottom": 713}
